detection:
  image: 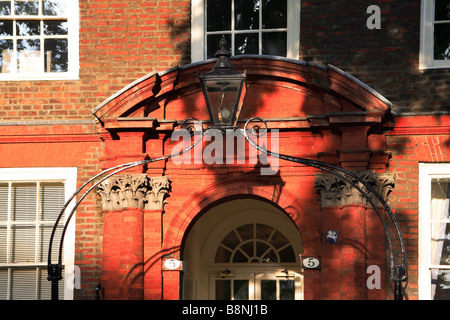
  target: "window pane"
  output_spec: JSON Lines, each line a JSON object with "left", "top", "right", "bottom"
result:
{"left": 261, "top": 249, "right": 277, "bottom": 262}
{"left": 11, "top": 183, "right": 37, "bottom": 221}
{"left": 40, "top": 225, "right": 64, "bottom": 263}
{"left": 44, "top": 20, "right": 68, "bottom": 35}
{"left": 0, "top": 183, "right": 8, "bottom": 221}
{"left": 40, "top": 182, "right": 65, "bottom": 221}
{"left": 11, "top": 226, "right": 36, "bottom": 263}
{"left": 45, "top": 38, "right": 68, "bottom": 72}
{"left": 256, "top": 224, "right": 273, "bottom": 241}
{"left": 11, "top": 268, "right": 36, "bottom": 300}
{"left": 241, "top": 241, "right": 254, "bottom": 259}
{"left": 215, "top": 245, "right": 232, "bottom": 262}
{"left": 0, "top": 20, "right": 13, "bottom": 36}
{"left": 216, "top": 279, "right": 231, "bottom": 300}
{"left": 0, "top": 1, "right": 11, "bottom": 15}
{"left": 0, "top": 226, "right": 6, "bottom": 263}
{"left": 262, "top": 0, "right": 287, "bottom": 29}
{"left": 0, "top": 39, "right": 13, "bottom": 73}
{"left": 431, "top": 222, "right": 450, "bottom": 266}
{"left": 17, "top": 39, "right": 42, "bottom": 73}
{"left": 431, "top": 180, "right": 450, "bottom": 219}
{"left": 0, "top": 269, "right": 7, "bottom": 300}
{"left": 43, "top": 0, "right": 67, "bottom": 16}
{"left": 44, "top": 38, "right": 67, "bottom": 73}
{"left": 207, "top": 33, "right": 231, "bottom": 59}
{"left": 262, "top": 32, "right": 287, "bottom": 56}
{"left": 237, "top": 224, "right": 253, "bottom": 241}
{"left": 235, "top": 33, "right": 258, "bottom": 55}
{"left": 261, "top": 280, "right": 276, "bottom": 300}
{"left": 280, "top": 280, "right": 295, "bottom": 300}
{"left": 269, "top": 229, "right": 289, "bottom": 249}
{"left": 234, "top": 279, "right": 249, "bottom": 300}
{"left": 278, "top": 245, "right": 295, "bottom": 262}
{"left": 256, "top": 241, "right": 270, "bottom": 258}
{"left": 232, "top": 249, "right": 247, "bottom": 262}
{"left": 235, "top": 0, "right": 259, "bottom": 30}
{"left": 16, "top": 20, "right": 40, "bottom": 36}
{"left": 14, "top": 0, "right": 39, "bottom": 15}
{"left": 221, "top": 229, "right": 240, "bottom": 249}
{"left": 206, "top": 0, "right": 231, "bottom": 31}
{"left": 435, "top": 0, "right": 450, "bottom": 21}
{"left": 432, "top": 269, "right": 450, "bottom": 300}
{"left": 434, "top": 23, "right": 450, "bottom": 60}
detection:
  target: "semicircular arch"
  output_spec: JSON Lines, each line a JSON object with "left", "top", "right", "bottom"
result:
{"left": 163, "top": 178, "right": 321, "bottom": 259}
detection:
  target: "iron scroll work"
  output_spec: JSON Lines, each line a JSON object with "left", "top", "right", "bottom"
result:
{"left": 48, "top": 117, "right": 408, "bottom": 300}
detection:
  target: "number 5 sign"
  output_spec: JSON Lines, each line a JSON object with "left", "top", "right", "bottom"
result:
{"left": 163, "top": 258, "right": 183, "bottom": 271}
{"left": 301, "top": 255, "right": 321, "bottom": 270}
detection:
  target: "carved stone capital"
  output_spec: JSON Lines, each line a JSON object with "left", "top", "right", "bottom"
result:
{"left": 97, "top": 174, "right": 171, "bottom": 211}
{"left": 97, "top": 174, "right": 148, "bottom": 211}
{"left": 145, "top": 176, "right": 171, "bottom": 210}
{"left": 314, "top": 170, "right": 394, "bottom": 208}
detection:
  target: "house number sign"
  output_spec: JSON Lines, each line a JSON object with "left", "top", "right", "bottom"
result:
{"left": 163, "top": 258, "right": 182, "bottom": 270}
{"left": 301, "top": 256, "right": 321, "bottom": 270}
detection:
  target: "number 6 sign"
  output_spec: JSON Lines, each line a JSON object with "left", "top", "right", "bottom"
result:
{"left": 301, "top": 255, "right": 321, "bottom": 270}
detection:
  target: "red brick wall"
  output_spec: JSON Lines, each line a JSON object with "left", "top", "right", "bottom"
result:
{"left": 300, "top": 0, "right": 450, "bottom": 114}
{"left": 0, "top": 0, "right": 191, "bottom": 121}
{"left": 0, "top": 123, "right": 105, "bottom": 299}
{"left": 386, "top": 115, "right": 450, "bottom": 299}
{"left": 2, "top": 0, "right": 447, "bottom": 122}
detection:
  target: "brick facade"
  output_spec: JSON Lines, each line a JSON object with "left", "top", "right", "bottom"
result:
{"left": 0, "top": 0, "right": 449, "bottom": 300}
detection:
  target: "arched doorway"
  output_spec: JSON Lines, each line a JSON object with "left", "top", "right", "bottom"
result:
{"left": 182, "top": 198, "right": 303, "bottom": 300}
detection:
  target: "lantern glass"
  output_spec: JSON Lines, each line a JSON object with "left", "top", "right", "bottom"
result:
{"left": 200, "top": 72, "right": 246, "bottom": 128}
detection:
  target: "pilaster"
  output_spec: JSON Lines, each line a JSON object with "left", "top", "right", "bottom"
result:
{"left": 314, "top": 170, "right": 394, "bottom": 299}
{"left": 98, "top": 174, "right": 171, "bottom": 300}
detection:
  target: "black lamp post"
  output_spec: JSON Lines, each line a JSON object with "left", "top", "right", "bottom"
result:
{"left": 198, "top": 36, "right": 247, "bottom": 130}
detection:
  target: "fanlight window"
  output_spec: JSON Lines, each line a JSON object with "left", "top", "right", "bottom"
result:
{"left": 215, "top": 223, "right": 296, "bottom": 263}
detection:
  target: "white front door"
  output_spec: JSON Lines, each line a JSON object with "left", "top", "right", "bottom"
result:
{"left": 210, "top": 270, "right": 302, "bottom": 300}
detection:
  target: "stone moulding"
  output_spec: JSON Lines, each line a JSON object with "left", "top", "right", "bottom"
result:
{"left": 314, "top": 170, "right": 395, "bottom": 208}
{"left": 97, "top": 174, "right": 171, "bottom": 211}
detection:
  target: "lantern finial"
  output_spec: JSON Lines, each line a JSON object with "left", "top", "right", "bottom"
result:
{"left": 213, "top": 35, "right": 232, "bottom": 71}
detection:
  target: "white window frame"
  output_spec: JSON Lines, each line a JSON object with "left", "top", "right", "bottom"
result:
{"left": 0, "top": 0, "right": 79, "bottom": 81}
{"left": 191, "top": 0, "right": 300, "bottom": 62}
{"left": 420, "top": 0, "right": 450, "bottom": 69}
{"left": 418, "top": 163, "right": 450, "bottom": 299}
{"left": 0, "top": 167, "right": 77, "bottom": 300}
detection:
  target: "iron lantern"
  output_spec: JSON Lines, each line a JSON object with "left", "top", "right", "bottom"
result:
{"left": 199, "top": 36, "right": 247, "bottom": 130}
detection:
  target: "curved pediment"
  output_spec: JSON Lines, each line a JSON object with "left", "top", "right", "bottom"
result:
{"left": 92, "top": 56, "right": 393, "bottom": 131}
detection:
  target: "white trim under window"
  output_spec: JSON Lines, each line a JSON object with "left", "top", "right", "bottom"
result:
{"left": 419, "top": 163, "right": 450, "bottom": 300}
{"left": 420, "top": 0, "right": 450, "bottom": 69}
{"left": 0, "top": 0, "right": 79, "bottom": 81}
{"left": 0, "top": 167, "right": 77, "bottom": 300}
{"left": 191, "top": 0, "right": 300, "bottom": 62}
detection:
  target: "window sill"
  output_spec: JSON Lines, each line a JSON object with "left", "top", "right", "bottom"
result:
{"left": 0, "top": 72, "right": 79, "bottom": 82}
{"left": 419, "top": 61, "right": 450, "bottom": 70}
